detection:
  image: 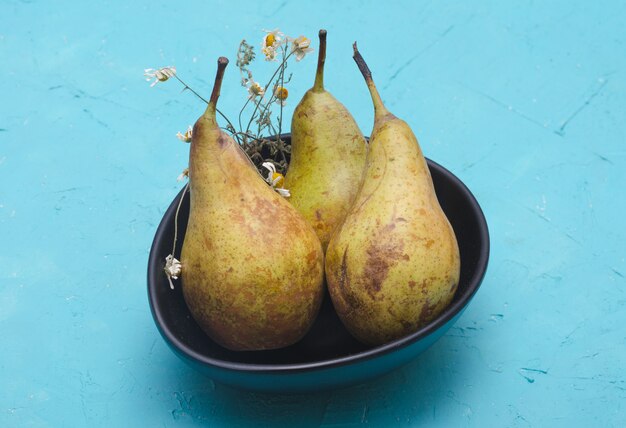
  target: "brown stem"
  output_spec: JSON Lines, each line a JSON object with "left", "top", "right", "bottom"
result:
{"left": 313, "top": 29, "right": 327, "bottom": 91}
{"left": 209, "top": 57, "right": 229, "bottom": 105}
{"left": 352, "top": 42, "right": 388, "bottom": 117}
{"left": 352, "top": 42, "right": 372, "bottom": 83}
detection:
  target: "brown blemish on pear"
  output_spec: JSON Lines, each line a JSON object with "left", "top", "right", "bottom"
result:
{"left": 284, "top": 30, "right": 368, "bottom": 251}
{"left": 363, "top": 230, "right": 405, "bottom": 299}
{"left": 180, "top": 57, "right": 325, "bottom": 351}
{"left": 325, "top": 44, "right": 461, "bottom": 346}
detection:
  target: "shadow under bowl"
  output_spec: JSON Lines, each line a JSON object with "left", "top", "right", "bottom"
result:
{"left": 147, "top": 143, "right": 489, "bottom": 393}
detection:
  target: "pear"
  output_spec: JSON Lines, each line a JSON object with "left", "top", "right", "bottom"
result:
{"left": 325, "top": 44, "right": 461, "bottom": 346}
{"left": 180, "top": 58, "right": 325, "bottom": 351}
{"left": 284, "top": 30, "right": 367, "bottom": 250}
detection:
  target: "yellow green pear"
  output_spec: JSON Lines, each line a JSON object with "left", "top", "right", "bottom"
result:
{"left": 325, "top": 44, "right": 461, "bottom": 346}
{"left": 180, "top": 58, "right": 325, "bottom": 351}
{"left": 284, "top": 30, "right": 367, "bottom": 250}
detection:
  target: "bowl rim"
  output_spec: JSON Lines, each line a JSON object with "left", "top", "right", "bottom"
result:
{"left": 148, "top": 156, "right": 490, "bottom": 375}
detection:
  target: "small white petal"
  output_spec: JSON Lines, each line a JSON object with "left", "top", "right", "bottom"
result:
{"left": 276, "top": 188, "right": 291, "bottom": 198}
{"left": 262, "top": 162, "right": 276, "bottom": 174}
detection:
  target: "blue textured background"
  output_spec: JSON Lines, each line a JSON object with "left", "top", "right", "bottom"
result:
{"left": 1, "top": 0, "right": 625, "bottom": 426}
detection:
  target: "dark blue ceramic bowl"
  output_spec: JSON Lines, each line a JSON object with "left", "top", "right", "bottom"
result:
{"left": 147, "top": 142, "right": 489, "bottom": 393}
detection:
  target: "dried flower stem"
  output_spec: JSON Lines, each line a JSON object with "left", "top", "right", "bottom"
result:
{"left": 238, "top": 97, "right": 252, "bottom": 135}
{"left": 172, "top": 74, "right": 240, "bottom": 143}
{"left": 173, "top": 74, "right": 209, "bottom": 103}
{"left": 172, "top": 183, "right": 189, "bottom": 256}
{"left": 278, "top": 44, "right": 287, "bottom": 139}
{"left": 245, "top": 50, "right": 294, "bottom": 135}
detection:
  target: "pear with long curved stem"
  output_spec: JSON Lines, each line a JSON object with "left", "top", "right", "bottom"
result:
{"left": 180, "top": 57, "right": 325, "bottom": 351}
{"left": 284, "top": 30, "right": 368, "bottom": 251}
{"left": 325, "top": 44, "right": 461, "bottom": 346}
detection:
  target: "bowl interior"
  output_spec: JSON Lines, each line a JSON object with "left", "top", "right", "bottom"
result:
{"left": 148, "top": 152, "right": 489, "bottom": 368}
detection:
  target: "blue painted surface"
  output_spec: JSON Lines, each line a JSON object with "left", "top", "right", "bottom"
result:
{"left": 1, "top": 0, "right": 625, "bottom": 426}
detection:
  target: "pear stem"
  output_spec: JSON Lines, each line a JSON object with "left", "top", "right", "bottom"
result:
{"left": 352, "top": 42, "right": 388, "bottom": 118}
{"left": 313, "top": 29, "right": 327, "bottom": 91}
{"left": 209, "top": 57, "right": 229, "bottom": 106}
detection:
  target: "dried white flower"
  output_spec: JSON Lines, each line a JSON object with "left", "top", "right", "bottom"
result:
{"left": 247, "top": 81, "right": 265, "bottom": 100}
{"left": 176, "top": 126, "right": 192, "bottom": 143}
{"left": 177, "top": 168, "right": 189, "bottom": 182}
{"left": 144, "top": 66, "right": 177, "bottom": 87}
{"left": 274, "top": 86, "right": 288, "bottom": 106}
{"left": 290, "top": 36, "right": 314, "bottom": 61}
{"left": 262, "top": 162, "right": 290, "bottom": 197}
{"left": 164, "top": 254, "right": 182, "bottom": 289}
{"left": 261, "top": 29, "right": 284, "bottom": 61}
{"left": 262, "top": 46, "right": 277, "bottom": 61}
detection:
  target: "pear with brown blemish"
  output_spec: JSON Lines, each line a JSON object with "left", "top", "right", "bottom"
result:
{"left": 325, "top": 44, "right": 460, "bottom": 346}
{"left": 284, "top": 30, "right": 367, "bottom": 250}
{"left": 180, "top": 58, "right": 324, "bottom": 351}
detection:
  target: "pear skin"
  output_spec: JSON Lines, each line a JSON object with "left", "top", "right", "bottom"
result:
{"left": 284, "top": 30, "right": 367, "bottom": 250}
{"left": 180, "top": 58, "right": 325, "bottom": 351}
{"left": 325, "top": 45, "right": 461, "bottom": 346}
